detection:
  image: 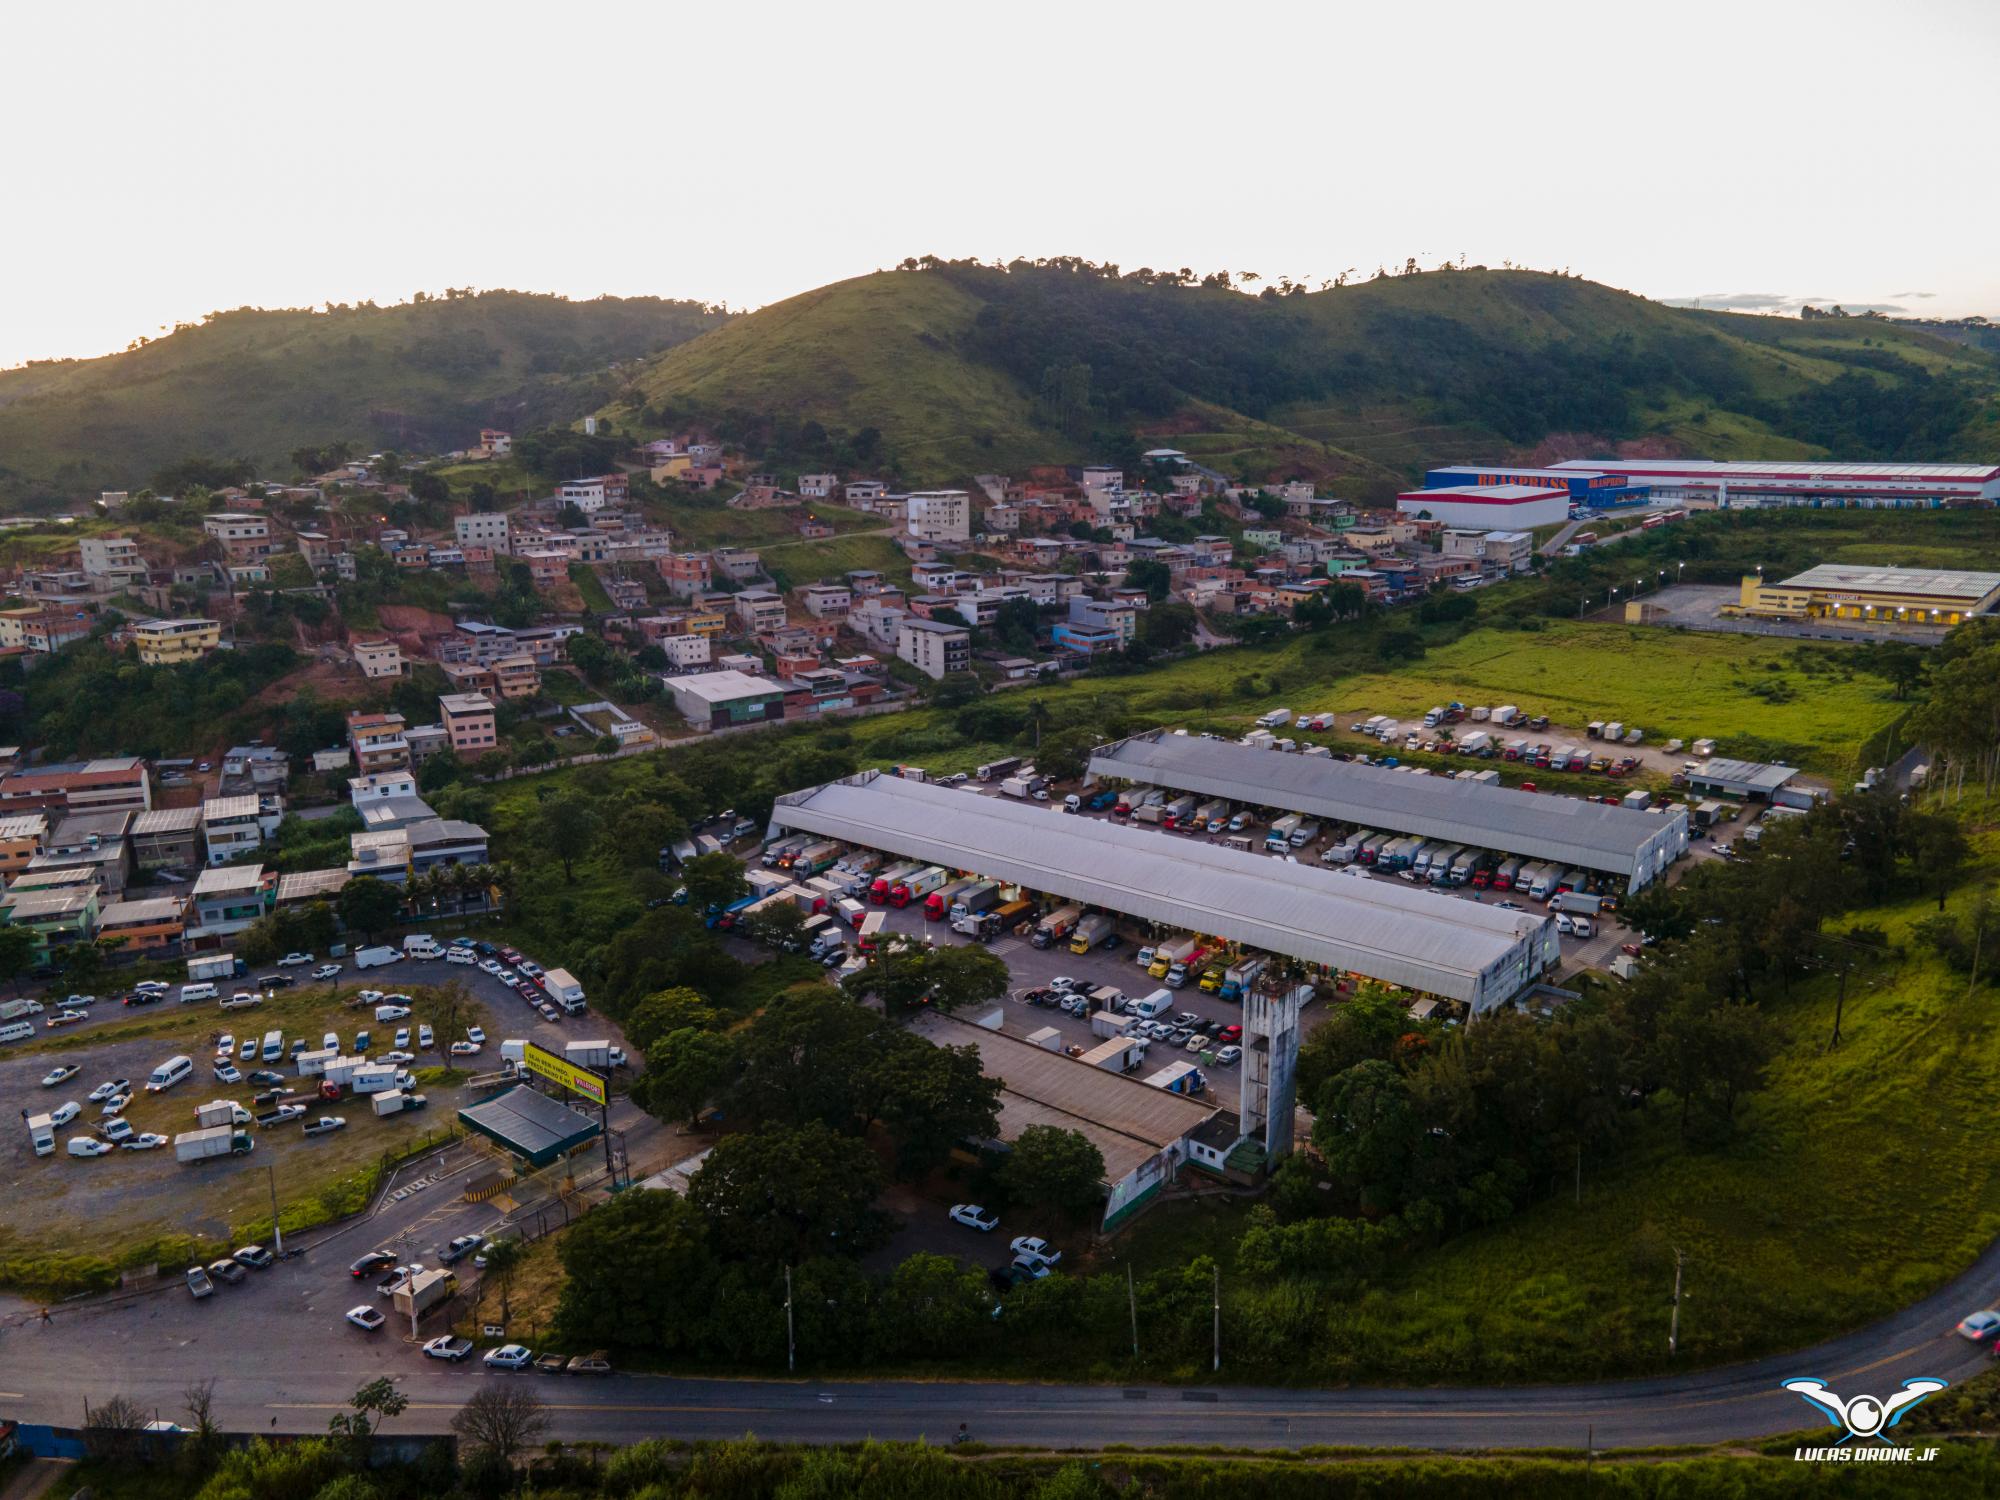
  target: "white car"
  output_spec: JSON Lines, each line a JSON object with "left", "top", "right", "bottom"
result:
{"left": 278, "top": 952, "right": 314, "bottom": 967}
{"left": 323, "top": 1031, "right": 339, "bottom": 1049}
{"left": 478, "top": 959, "right": 503, "bottom": 976}
{"left": 518, "top": 961, "right": 544, "bottom": 979}
{"left": 312, "top": 964, "right": 342, "bottom": 981}
{"left": 120, "top": 1132, "right": 170, "bottom": 1151}
{"left": 358, "top": 990, "right": 386, "bottom": 1004}
{"left": 394, "top": 1028, "right": 411, "bottom": 1049}
{"left": 346, "top": 1305, "right": 386, "bottom": 1332}
{"left": 1010, "top": 1235, "right": 1061, "bottom": 1267}
{"left": 1049, "top": 976, "right": 1080, "bottom": 992}
{"left": 948, "top": 1204, "right": 999, "bottom": 1232}
{"left": 40, "top": 1064, "right": 78, "bottom": 1087}
{"left": 100, "top": 1092, "right": 131, "bottom": 1116}
{"left": 449, "top": 1040, "right": 481, "bottom": 1057}
{"left": 49, "top": 1100, "right": 82, "bottom": 1126}
{"left": 446, "top": 949, "right": 477, "bottom": 966}
{"left": 498, "top": 973, "right": 521, "bottom": 989}
{"left": 418, "top": 1024, "right": 435, "bottom": 1048}
{"left": 214, "top": 1064, "right": 243, "bottom": 1084}
{"left": 1556, "top": 914, "right": 1576, "bottom": 936}
{"left": 67, "top": 1137, "right": 114, "bottom": 1158}
{"left": 466, "top": 1027, "right": 486, "bottom": 1045}
{"left": 88, "top": 1079, "right": 129, "bottom": 1102}
{"left": 382, "top": 1050, "right": 416, "bottom": 1065}
{"left": 1214, "top": 1045, "right": 1243, "bottom": 1066}
{"left": 216, "top": 1033, "right": 236, "bottom": 1057}
{"left": 240, "top": 1039, "right": 257, "bottom": 1060}
{"left": 482, "top": 1344, "right": 534, "bottom": 1370}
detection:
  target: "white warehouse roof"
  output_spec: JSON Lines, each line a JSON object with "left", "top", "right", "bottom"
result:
{"left": 771, "top": 772, "right": 1556, "bottom": 1008}
{"left": 1089, "top": 732, "right": 1687, "bottom": 888}
{"left": 1777, "top": 565, "right": 2000, "bottom": 604}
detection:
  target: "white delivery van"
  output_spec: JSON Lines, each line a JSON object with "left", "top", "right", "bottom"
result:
{"left": 354, "top": 945, "right": 401, "bottom": 969}
{"left": 27, "top": 1112, "right": 55, "bottom": 1156}
{"left": 179, "top": 983, "right": 218, "bottom": 1004}
{"left": 402, "top": 934, "right": 444, "bottom": 959}
{"left": 145, "top": 1055, "right": 195, "bottom": 1093}
{"left": 0, "top": 1019, "right": 36, "bottom": 1047}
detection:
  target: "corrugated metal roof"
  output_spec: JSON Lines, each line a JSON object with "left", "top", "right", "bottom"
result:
{"left": 1692, "top": 758, "right": 1798, "bottom": 793}
{"left": 1778, "top": 565, "right": 2000, "bottom": 603}
{"left": 773, "top": 774, "right": 1555, "bottom": 1006}
{"left": 1089, "top": 733, "right": 1683, "bottom": 878}
{"left": 917, "top": 1014, "right": 1213, "bottom": 1181}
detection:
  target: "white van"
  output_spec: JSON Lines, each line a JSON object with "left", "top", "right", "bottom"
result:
{"left": 354, "top": 945, "right": 401, "bottom": 969}
{"left": 0, "top": 1019, "right": 35, "bottom": 1047}
{"left": 402, "top": 935, "right": 444, "bottom": 959}
{"left": 145, "top": 1055, "right": 195, "bottom": 1093}
{"left": 180, "top": 983, "right": 218, "bottom": 1004}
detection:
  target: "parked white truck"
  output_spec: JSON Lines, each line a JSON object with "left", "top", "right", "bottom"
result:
{"left": 175, "top": 1126, "right": 254, "bottom": 1163}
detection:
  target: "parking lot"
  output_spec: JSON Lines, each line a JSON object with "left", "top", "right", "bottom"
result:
{"left": 0, "top": 942, "right": 626, "bottom": 1270}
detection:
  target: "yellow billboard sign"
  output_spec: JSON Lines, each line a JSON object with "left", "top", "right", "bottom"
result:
{"left": 522, "top": 1041, "right": 606, "bottom": 1107}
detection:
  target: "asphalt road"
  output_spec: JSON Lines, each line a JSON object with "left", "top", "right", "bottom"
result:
{"left": 3, "top": 1215, "right": 1997, "bottom": 1450}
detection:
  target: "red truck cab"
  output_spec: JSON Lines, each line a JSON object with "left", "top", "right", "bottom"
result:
{"left": 868, "top": 878, "right": 892, "bottom": 905}
{"left": 888, "top": 884, "right": 915, "bottom": 908}
{"left": 923, "top": 891, "right": 950, "bottom": 920}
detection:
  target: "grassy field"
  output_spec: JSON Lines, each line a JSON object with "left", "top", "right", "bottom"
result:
{"left": 840, "top": 620, "right": 1901, "bottom": 781}
{"left": 650, "top": 497, "right": 881, "bottom": 549}
{"left": 760, "top": 530, "right": 913, "bottom": 591}
{"left": 1325, "top": 622, "right": 1898, "bottom": 774}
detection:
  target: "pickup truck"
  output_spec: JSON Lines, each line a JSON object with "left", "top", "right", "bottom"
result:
{"left": 255, "top": 1104, "right": 305, "bottom": 1127}
{"left": 422, "top": 1336, "right": 474, "bottom": 1362}
{"left": 301, "top": 1115, "right": 347, "bottom": 1137}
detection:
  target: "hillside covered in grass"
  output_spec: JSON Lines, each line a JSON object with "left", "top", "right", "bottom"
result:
{"left": 611, "top": 262, "right": 2000, "bottom": 494}
{"left": 0, "top": 291, "right": 729, "bottom": 509}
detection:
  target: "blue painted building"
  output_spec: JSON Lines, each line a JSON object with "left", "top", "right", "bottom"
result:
{"left": 1424, "top": 466, "right": 1649, "bottom": 509}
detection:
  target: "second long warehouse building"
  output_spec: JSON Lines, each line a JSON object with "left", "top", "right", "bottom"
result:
{"left": 772, "top": 772, "right": 1559, "bottom": 1010}
{"left": 1089, "top": 732, "right": 1687, "bottom": 892}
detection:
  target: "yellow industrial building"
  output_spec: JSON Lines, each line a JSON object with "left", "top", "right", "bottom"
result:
{"left": 1733, "top": 566, "right": 2000, "bottom": 628}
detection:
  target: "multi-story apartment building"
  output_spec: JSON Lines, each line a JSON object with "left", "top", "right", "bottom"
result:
{"left": 201, "top": 512, "right": 272, "bottom": 559}
{"left": 454, "top": 512, "right": 511, "bottom": 554}
{"left": 79, "top": 536, "right": 148, "bottom": 587}
{"left": 897, "top": 617, "right": 972, "bottom": 680}
{"left": 133, "top": 617, "right": 222, "bottom": 665}
{"left": 347, "top": 712, "right": 411, "bottom": 774}
{"left": 907, "top": 490, "right": 971, "bottom": 543}
{"left": 351, "top": 637, "right": 406, "bottom": 679}
{"left": 201, "top": 794, "right": 266, "bottom": 867}
{"left": 440, "top": 692, "right": 499, "bottom": 756}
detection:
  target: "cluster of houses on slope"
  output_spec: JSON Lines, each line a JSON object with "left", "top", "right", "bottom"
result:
{"left": 0, "top": 711, "right": 499, "bottom": 967}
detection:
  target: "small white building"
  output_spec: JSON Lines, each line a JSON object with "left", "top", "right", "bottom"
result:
{"left": 906, "top": 490, "right": 971, "bottom": 544}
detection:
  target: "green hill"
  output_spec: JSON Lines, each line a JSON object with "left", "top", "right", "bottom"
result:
{"left": 611, "top": 263, "right": 2000, "bottom": 495}
{"left": 0, "top": 291, "right": 728, "bottom": 509}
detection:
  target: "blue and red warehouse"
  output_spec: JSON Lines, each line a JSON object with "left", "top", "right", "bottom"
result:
{"left": 1396, "top": 483, "right": 1572, "bottom": 530}
{"left": 1424, "top": 465, "right": 1648, "bottom": 508}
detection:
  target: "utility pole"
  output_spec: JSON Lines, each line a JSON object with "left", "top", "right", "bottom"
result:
{"left": 1830, "top": 962, "right": 1848, "bottom": 1049}
{"left": 266, "top": 1163, "right": 284, "bottom": 1256}
{"left": 1668, "top": 1248, "right": 1684, "bottom": 1355}
{"left": 1211, "top": 1263, "right": 1221, "bottom": 1374}
{"left": 1574, "top": 1142, "right": 1581, "bottom": 1206}
{"left": 784, "top": 1264, "right": 796, "bottom": 1374}
{"left": 1127, "top": 1263, "right": 1139, "bottom": 1361}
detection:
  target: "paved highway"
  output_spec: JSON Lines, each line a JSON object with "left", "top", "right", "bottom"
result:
{"left": 4, "top": 1208, "right": 1996, "bottom": 1451}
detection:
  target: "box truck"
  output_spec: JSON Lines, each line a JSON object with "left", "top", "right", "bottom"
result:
{"left": 977, "top": 756, "right": 1023, "bottom": 782}
{"left": 949, "top": 881, "right": 1000, "bottom": 921}
{"left": 543, "top": 969, "right": 586, "bottom": 1009}
{"left": 839, "top": 897, "right": 868, "bottom": 928}
{"left": 27, "top": 1112, "right": 55, "bottom": 1156}
{"left": 1031, "top": 905, "right": 1083, "bottom": 949}
{"left": 999, "top": 775, "right": 1038, "bottom": 800}
{"left": 1068, "top": 913, "right": 1113, "bottom": 954}
{"left": 1082, "top": 1037, "right": 1148, "bottom": 1074}
{"left": 1160, "top": 795, "right": 1198, "bottom": 829}
{"left": 565, "top": 1040, "right": 614, "bottom": 1071}
{"left": 392, "top": 1267, "right": 458, "bottom": 1318}
{"left": 175, "top": 1125, "right": 253, "bottom": 1163}
{"left": 869, "top": 862, "right": 922, "bottom": 905}
{"left": 1287, "top": 819, "right": 1320, "bottom": 848}
{"left": 1144, "top": 1060, "right": 1207, "bottom": 1095}
{"left": 1148, "top": 937, "right": 1196, "bottom": 979}
{"left": 187, "top": 953, "right": 242, "bottom": 982}
{"left": 196, "top": 1099, "right": 252, "bottom": 1128}
{"left": 1550, "top": 890, "right": 1604, "bottom": 916}
{"left": 889, "top": 865, "right": 947, "bottom": 908}
{"left": 1090, "top": 1009, "right": 1138, "bottom": 1039}
{"left": 925, "top": 879, "right": 975, "bottom": 921}
{"left": 1264, "top": 814, "right": 1301, "bottom": 852}
{"left": 1218, "top": 956, "right": 1266, "bottom": 1001}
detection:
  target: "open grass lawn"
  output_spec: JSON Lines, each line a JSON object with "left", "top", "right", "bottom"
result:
{"left": 652, "top": 497, "right": 881, "bottom": 549}
{"left": 842, "top": 621, "right": 1899, "bottom": 782}
{"left": 1327, "top": 622, "right": 1899, "bottom": 775}
{"left": 760, "top": 531, "right": 913, "bottom": 591}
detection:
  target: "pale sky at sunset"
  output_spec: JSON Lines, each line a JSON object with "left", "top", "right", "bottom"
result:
{"left": 4, "top": 0, "right": 1995, "bottom": 369}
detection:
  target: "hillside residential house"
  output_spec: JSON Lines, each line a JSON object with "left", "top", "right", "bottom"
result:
{"left": 558, "top": 474, "right": 630, "bottom": 512}
{"left": 906, "top": 490, "right": 971, "bottom": 543}
{"left": 129, "top": 806, "right": 201, "bottom": 873}
{"left": 133, "top": 618, "right": 223, "bottom": 665}
{"left": 455, "top": 512, "right": 511, "bottom": 553}
{"left": 798, "top": 473, "right": 838, "bottom": 498}
{"left": 201, "top": 513, "right": 272, "bottom": 559}
{"left": 798, "top": 583, "right": 851, "bottom": 620}
{"left": 351, "top": 637, "right": 406, "bottom": 679}
{"left": 189, "top": 863, "right": 275, "bottom": 941}
{"left": 201, "top": 795, "right": 266, "bottom": 866}
{"left": 440, "top": 692, "right": 498, "bottom": 756}
{"left": 712, "top": 546, "right": 763, "bottom": 583}
{"left": 733, "top": 590, "right": 789, "bottom": 633}
{"left": 0, "top": 758, "right": 152, "bottom": 815}
{"left": 78, "top": 536, "right": 147, "bottom": 587}
{"left": 347, "top": 712, "right": 411, "bottom": 774}
{"left": 660, "top": 633, "right": 712, "bottom": 668}
{"left": 658, "top": 552, "right": 713, "bottom": 596}
{"left": 349, "top": 769, "right": 418, "bottom": 805}
{"left": 897, "top": 617, "right": 972, "bottom": 680}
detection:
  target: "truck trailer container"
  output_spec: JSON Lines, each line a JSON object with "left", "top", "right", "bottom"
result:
{"left": 977, "top": 756, "right": 1023, "bottom": 782}
{"left": 1160, "top": 795, "right": 1198, "bottom": 828}
{"left": 372, "top": 1090, "right": 427, "bottom": 1117}
{"left": 1219, "top": 956, "right": 1266, "bottom": 1001}
{"left": 889, "top": 865, "right": 947, "bottom": 908}
{"left": 187, "top": 953, "right": 241, "bottom": 982}
{"left": 565, "top": 1040, "right": 613, "bottom": 1070}
{"left": 1090, "top": 1009, "right": 1137, "bottom": 1039}
{"left": 925, "top": 879, "right": 976, "bottom": 921}
{"left": 1144, "top": 1060, "right": 1206, "bottom": 1095}
{"left": 1147, "top": 937, "right": 1196, "bottom": 979}
{"left": 1287, "top": 818, "right": 1320, "bottom": 848}
{"left": 868, "top": 862, "right": 923, "bottom": 905}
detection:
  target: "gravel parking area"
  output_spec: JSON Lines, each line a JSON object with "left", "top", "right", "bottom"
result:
{"left": 0, "top": 947, "right": 622, "bottom": 1272}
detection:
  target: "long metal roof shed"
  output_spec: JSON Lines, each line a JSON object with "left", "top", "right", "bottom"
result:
{"left": 772, "top": 772, "right": 1557, "bottom": 1008}
{"left": 458, "top": 1084, "right": 601, "bottom": 1169}
{"left": 1089, "top": 732, "right": 1687, "bottom": 891}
